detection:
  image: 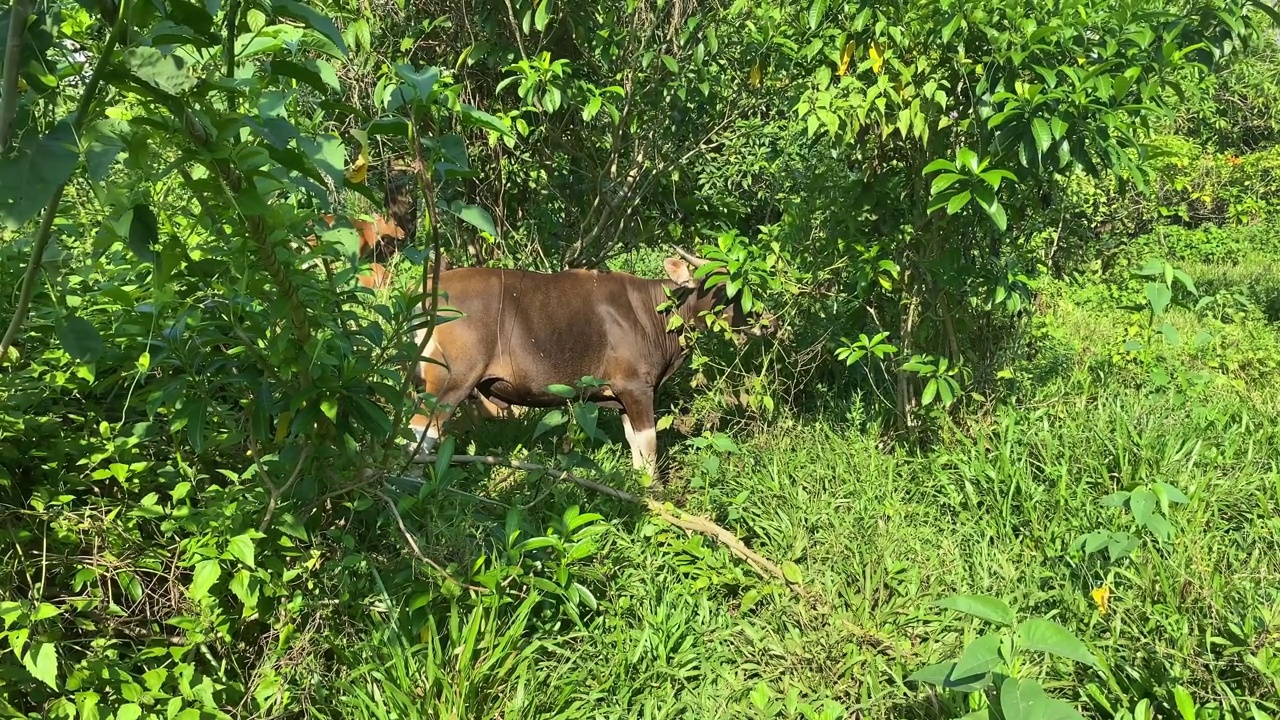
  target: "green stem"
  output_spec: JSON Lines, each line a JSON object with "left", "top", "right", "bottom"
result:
{"left": 0, "top": 0, "right": 129, "bottom": 363}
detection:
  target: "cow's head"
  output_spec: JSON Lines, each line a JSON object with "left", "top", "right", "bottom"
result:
{"left": 664, "top": 246, "right": 776, "bottom": 338}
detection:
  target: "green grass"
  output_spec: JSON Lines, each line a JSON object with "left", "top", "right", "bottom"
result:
{"left": 298, "top": 235, "right": 1280, "bottom": 719}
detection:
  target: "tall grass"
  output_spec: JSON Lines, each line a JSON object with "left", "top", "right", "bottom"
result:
{"left": 313, "top": 230, "right": 1280, "bottom": 719}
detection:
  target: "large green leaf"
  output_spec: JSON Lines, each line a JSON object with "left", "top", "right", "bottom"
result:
{"left": 297, "top": 134, "right": 345, "bottom": 187}
{"left": 123, "top": 47, "right": 198, "bottom": 95}
{"left": 127, "top": 203, "right": 160, "bottom": 263}
{"left": 1031, "top": 118, "right": 1053, "bottom": 154}
{"left": 272, "top": 0, "right": 347, "bottom": 55}
{"left": 937, "top": 594, "right": 1015, "bottom": 626}
{"left": 953, "top": 632, "right": 1003, "bottom": 678}
{"left": 0, "top": 121, "right": 79, "bottom": 230}
{"left": 442, "top": 200, "right": 498, "bottom": 237}
{"left": 23, "top": 642, "right": 58, "bottom": 690}
{"left": 189, "top": 559, "right": 221, "bottom": 602}
{"left": 459, "top": 105, "right": 513, "bottom": 138}
{"left": 1015, "top": 618, "right": 1099, "bottom": 667}
{"left": 1129, "top": 487, "right": 1156, "bottom": 525}
{"left": 1145, "top": 282, "right": 1172, "bottom": 316}
{"left": 55, "top": 315, "right": 105, "bottom": 363}
{"left": 227, "top": 534, "right": 256, "bottom": 569}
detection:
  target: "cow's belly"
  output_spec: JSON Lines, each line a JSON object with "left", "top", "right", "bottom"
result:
{"left": 479, "top": 378, "right": 624, "bottom": 411}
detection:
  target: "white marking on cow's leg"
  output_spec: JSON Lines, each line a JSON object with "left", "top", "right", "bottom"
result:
{"left": 634, "top": 426, "right": 658, "bottom": 479}
{"left": 621, "top": 414, "right": 644, "bottom": 470}
{"left": 406, "top": 415, "right": 441, "bottom": 460}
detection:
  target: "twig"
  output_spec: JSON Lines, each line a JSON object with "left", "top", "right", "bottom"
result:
{"left": 377, "top": 492, "right": 488, "bottom": 594}
{"left": 0, "top": 0, "right": 33, "bottom": 150}
{"left": 257, "top": 442, "right": 314, "bottom": 533}
{"left": 410, "top": 453, "right": 803, "bottom": 591}
{"left": 0, "top": 0, "right": 129, "bottom": 362}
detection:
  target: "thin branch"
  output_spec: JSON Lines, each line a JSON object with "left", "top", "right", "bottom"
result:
{"left": 0, "top": 0, "right": 129, "bottom": 362}
{"left": 0, "top": 0, "right": 33, "bottom": 150}
{"left": 378, "top": 492, "right": 488, "bottom": 594}
{"left": 257, "top": 442, "right": 315, "bottom": 533}
{"left": 410, "top": 452, "right": 803, "bottom": 591}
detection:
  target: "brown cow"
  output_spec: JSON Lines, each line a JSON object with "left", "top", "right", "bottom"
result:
{"left": 304, "top": 164, "right": 418, "bottom": 289}
{"left": 405, "top": 247, "right": 771, "bottom": 485}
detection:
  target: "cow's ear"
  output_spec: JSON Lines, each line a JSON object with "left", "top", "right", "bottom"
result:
{"left": 664, "top": 257, "right": 696, "bottom": 287}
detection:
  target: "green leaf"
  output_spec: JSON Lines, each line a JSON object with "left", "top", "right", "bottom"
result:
{"left": 128, "top": 203, "right": 160, "bottom": 263}
{"left": 1101, "top": 490, "right": 1130, "bottom": 507}
{"left": 85, "top": 119, "right": 129, "bottom": 182}
{"left": 534, "top": 0, "right": 553, "bottom": 32}
{"left": 1172, "top": 686, "right": 1196, "bottom": 720}
{"left": 1130, "top": 487, "right": 1156, "bottom": 525}
{"left": 123, "top": 47, "right": 198, "bottom": 95}
{"left": 0, "top": 120, "right": 79, "bottom": 230}
{"left": 573, "top": 403, "right": 600, "bottom": 440}
{"left": 30, "top": 603, "right": 61, "bottom": 622}
{"left": 1145, "top": 511, "right": 1174, "bottom": 541}
{"left": 983, "top": 199, "right": 1008, "bottom": 231}
{"left": 661, "top": 55, "right": 678, "bottom": 73}
{"left": 55, "top": 315, "right": 105, "bottom": 363}
{"left": 443, "top": 200, "right": 497, "bottom": 237}
{"left": 906, "top": 661, "right": 953, "bottom": 687}
{"left": 1031, "top": 118, "right": 1052, "bottom": 154}
{"left": 23, "top": 642, "right": 58, "bottom": 690}
{"left": 1015, "top": 618, "right": 1099, "bottom": 667}
{"left": 1133, "top": 259, "right": 1165, "bottom": 277}
{"left": 930, "top": 172, "right": 965, "bottom": 195}
{"left": 227, "top": 534, "right": 256, "bottom": 568}
{"left": 807, "top": 0, "right": 828, "bottom": 30}
{"left": 946, "top": 191, "right": 972, "bottom": 214}
{"left": 922, "top": 158, "right": 957, "bottom": 174}
{"left": 921, "top": 378, "right": 938, "bottom": 406}
{"left": 953, "top": 632, "right": 1003, "bottom": 679}
{"left": 937, "top": 594, "right": 1015, "bottom": 626}
{"left": 297, "top": 134, "right": 346, "bottom": 187}
{"left": 1145, "top": 282, "right": 1172, "bottom": 316}
{"left": 1155, "top": 481, "right": 1189, "bottom": 505}
{"left": 459, "top": 105, "right": 513, "bottom": 137}
{"left": 956, "top": 148, "right": 979, "bottom": 173}
{"left": 272, "top": 0, "right": 347, "bottom": 55}
{"left": 547, "top": 384, "right": 576, "bottom": 398}
{"left": 389, "top": 65, "right": 440, "bottom": 109}
{"left": 189, "top": 559, "right": 221, "bottom": 602}
{"left": 116, "top": 704, "right": 143, "bottom": 720}
{"left": 533, "top": 409, "right": 568, "bottom": 438}
{"left": 1000, "top": 676, "right": 1050, "bottom": 720}
{"left": 781, "top": 561, "right": 803, "bottom": 584}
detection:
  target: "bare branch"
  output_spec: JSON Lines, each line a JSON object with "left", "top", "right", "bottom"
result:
{"left": 409, "top": 452, "right": 804, "bottom": 591}
{"left": 378, "top": 491, "right": 488, "bottom": 594}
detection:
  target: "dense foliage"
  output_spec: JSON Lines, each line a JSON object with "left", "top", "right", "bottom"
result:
{"left": 2, "top": 0, "right": 1280, "bottom": 717}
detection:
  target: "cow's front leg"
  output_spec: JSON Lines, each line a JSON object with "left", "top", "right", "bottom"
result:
{"left": 617, "top": 388, "right": 660, "bottom": 487}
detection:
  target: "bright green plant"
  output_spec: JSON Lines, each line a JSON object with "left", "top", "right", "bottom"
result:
{"left": 909, "top": 594, "right": 1102, "bottom": 720}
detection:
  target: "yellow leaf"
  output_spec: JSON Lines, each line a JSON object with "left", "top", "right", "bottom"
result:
{"left": 749, "top": 62, "right": 762, "bottom": 87}
{"left": 274, "top": 411, "right": 293, "bottom": 445}
{"left": 344, "top": 151, "right": 369, "bottom": 184}
{"left": 838, "top": 41, "right": 856, "bottom": 76}
{"left": 16, "top": 77, "right": 28, "bottom": 92}
{"left": 1091, "top": 585, "right": 1110, "bottom": 616}
{"left": 869, "top": 42, "right": 884, "bottom": 75}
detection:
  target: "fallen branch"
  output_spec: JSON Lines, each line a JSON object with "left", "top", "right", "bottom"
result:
{"left": 377, "top": 491, "right": 488, "bottom": 595}
{"left": 410, "top": 453, "right": 804, "bottom": 593}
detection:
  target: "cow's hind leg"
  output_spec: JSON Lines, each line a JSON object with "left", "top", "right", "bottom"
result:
{"left": 617, "top": 386, "right": 660, "bottom": 487}
{"left": 407, "top": 349, "right": 483, "bottom": 461}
